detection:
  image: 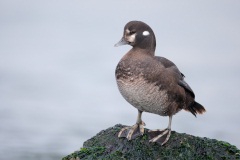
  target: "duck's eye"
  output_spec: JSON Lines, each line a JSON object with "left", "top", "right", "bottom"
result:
{"left": 129, "top": 30, "right": 136, "bottom": 35}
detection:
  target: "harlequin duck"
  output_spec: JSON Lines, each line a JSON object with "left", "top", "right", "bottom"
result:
{"left": 115, "top": 21, "right": 206, "bottom": 145}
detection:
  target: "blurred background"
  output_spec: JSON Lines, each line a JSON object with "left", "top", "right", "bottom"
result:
{"left": 0, "top": 0, "right": 240, "bottom": 159}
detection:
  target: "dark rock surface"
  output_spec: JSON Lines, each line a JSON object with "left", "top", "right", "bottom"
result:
{"left": 62, "top": 124, "right": 240, "bottom": 160}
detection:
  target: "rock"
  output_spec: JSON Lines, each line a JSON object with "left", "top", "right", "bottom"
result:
{"left": 62, "top": 124, "right": 240, "bottom": 160}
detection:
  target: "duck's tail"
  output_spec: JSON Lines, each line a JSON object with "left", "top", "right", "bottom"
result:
{"left": 185, "top": 101, "right": 206, "bottom": 117}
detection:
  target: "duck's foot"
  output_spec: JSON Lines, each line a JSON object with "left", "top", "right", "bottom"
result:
{"left": 148, "top": 128, "right": 171, "bottom": 145}
{"left": 118, "top": 121, "right": 145, "bottom": 140}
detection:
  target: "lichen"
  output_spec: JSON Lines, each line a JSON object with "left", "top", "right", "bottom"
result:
{"left": 62, "top": 124, "right": 240, "bottom": 160}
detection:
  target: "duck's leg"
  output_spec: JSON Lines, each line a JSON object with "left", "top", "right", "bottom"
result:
{"left": 148, "top": 115, "right": 172, "bottom": 145}
{"left": 118, "top": 110, "right": 145, "bottom": 140}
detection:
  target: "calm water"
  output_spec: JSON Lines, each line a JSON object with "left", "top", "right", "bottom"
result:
{"left": 0, "top": 1, "right": 240, "bottom": 159}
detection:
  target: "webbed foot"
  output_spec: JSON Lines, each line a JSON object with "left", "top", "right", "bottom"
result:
{"left": 118, "top": 121, "right": 145, "bottom": 140}
{"left": 148, "top": 128, "right": 171, "bottom": 145}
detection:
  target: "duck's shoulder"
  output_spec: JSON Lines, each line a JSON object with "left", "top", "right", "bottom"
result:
{"left": 154, "top": 56, "right": 176, "bottom": 68}
{"left": 154, "top": 56, "right": 185, "bottom": 77}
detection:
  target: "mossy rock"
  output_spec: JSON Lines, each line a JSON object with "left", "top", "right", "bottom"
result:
{"left": 62, "top": 124, "right": 240, "bottom": 160}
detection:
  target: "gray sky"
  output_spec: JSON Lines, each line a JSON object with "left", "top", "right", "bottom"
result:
{"left": 0, "top": 1, "right": 240, "bottom": 159}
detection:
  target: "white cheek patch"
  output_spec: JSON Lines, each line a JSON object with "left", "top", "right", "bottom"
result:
{"left": 128, "top": 33, "right": 136, "bottom": 42}
{"left": 143, "top": 31, "right": 150, "bottom": 36}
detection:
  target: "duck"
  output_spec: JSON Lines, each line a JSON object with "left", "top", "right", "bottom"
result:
{"left": 114, "top": 21, "right": 206, "bottom": 145}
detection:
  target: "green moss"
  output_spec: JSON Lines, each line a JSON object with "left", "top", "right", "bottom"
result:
{"left": 104, "top": 150, "right": 125, "bottom": 160}
{"left": 62, "top": 124, "right": 240, "bottom": 160}
{"left": 62, "top": 146, "right": 105, "bottom": 160}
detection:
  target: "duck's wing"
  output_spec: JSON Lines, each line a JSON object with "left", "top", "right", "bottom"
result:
{"left": 155, "top": 56, "right": 195, "bottom": 98}
{"left": 154, "top": 56, "right": 205, "bottom": 116}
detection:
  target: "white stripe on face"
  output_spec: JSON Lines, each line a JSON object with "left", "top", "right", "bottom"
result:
{"left": 125, "top": 29, "right": 136, "bottom": 43}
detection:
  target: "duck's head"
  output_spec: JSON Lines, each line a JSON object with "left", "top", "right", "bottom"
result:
{"left": 115, "top": 21, "right": 156, "bottom": 54}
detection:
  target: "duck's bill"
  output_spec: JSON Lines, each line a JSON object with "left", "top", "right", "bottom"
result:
{"left": 114, "top": 37, "right": 128, "bottom": 47}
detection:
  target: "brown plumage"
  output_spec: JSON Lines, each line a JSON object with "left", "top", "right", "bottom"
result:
{"left": 115, "top": 21, "right": 206, "bottom": 145}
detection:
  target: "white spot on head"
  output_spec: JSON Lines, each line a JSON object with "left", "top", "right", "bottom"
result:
{"left": 143, "top": 31, "right": 150, "bottom": 36}
{"left": 126, "top": 29, "right": 130, "bottom": 34}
